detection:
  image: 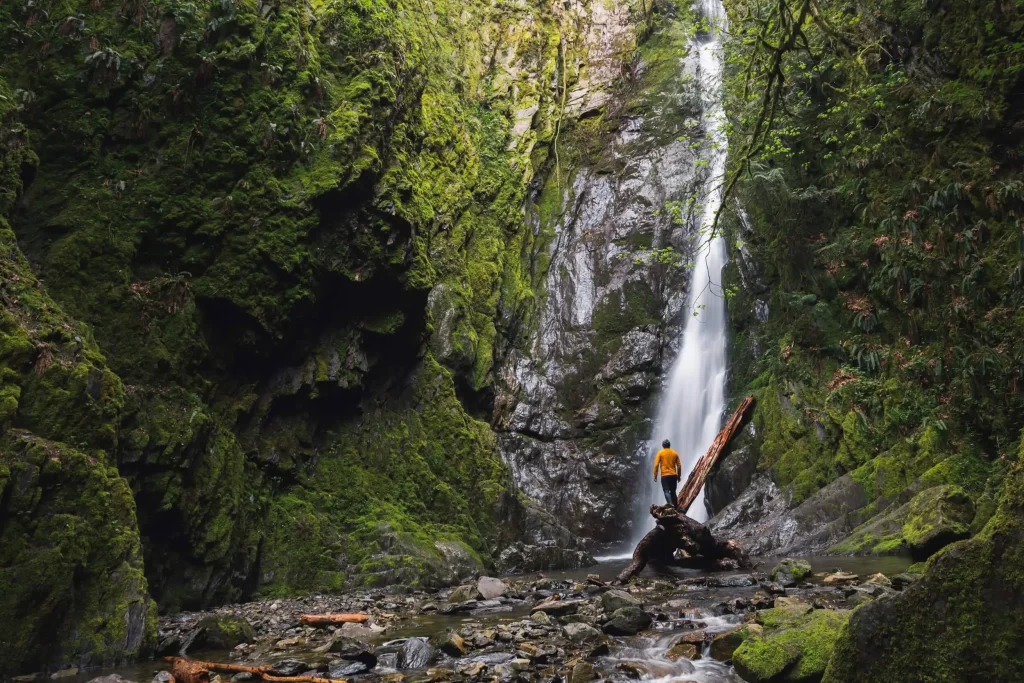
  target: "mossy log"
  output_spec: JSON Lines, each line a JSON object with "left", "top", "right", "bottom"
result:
{"left": 299, "top": 613, "right": 369, "bottom": 626}
{"left": 163, "top": 657, "right": 342, "bottom": 683}
{"left": 676, "top": 395, "right": 756, "bottom": 512}
{"left": 614, "top": 505, "right": 751, "bottom": 583}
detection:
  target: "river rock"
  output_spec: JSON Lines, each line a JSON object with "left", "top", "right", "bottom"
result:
{"left": 708, "top": 574, "right": 757, "bottom": 588}
{"left": 510, "top": 659, "right": 531, "bottom": 672}
{"left": 823, "top": 571, "right": 859, "bottom": 585}
{"left": 329, "top": 660, "right": 371, "bottom": 677}
{"left": 477, "top": 577, "right": 507, "bottom": 600}
{"left": 327, "top": 636, "right": 376, "bottom": 664}
{"left": 770, "top": 558, "right": 812, "bottom": 587}
{"left": 601, "top": 589, "right": 640, "bottom": 612}
{"left": 447, "top": 584, "right": 480, "bottom": 603}
{"left": 709, "top": 624, "right": 761, "bottom": 661}
{"left": 271, "top": 661, "right": 307, "bottom": 677}
{"left": 602, "top": 607, "right": 652, "bottom": 636}
{"left": 733, "top": 609, "right": 849, "bottom": 682}
{"left": 571, "top": 661, "right": 596, "bottom": 683}
{"left": 563, "top": 622, "right": 604, "bottom": 644}
{"left": 666, "top": 642, "right": 699, "bottom": 660}
{"left": 186, "top": 614, "right": 255, "bottom": 652}
{"left": 396, "top": 638, "right": 434, "bottom": 669}
{"left": 890, "top": 573, "right": 920, "bottom": 590}
{"left": 431, "top": 630, "right": 466, "bottom": 657}
{"left": 87, "top": 677, "right": 136, "bottom": 683}
{"left": 866, "top": 572, "right": 891, "bottom": 586}
{"left": 50, "top": 671, "right": 78, "bottom": 680}
{"left": 532, "top": 598, "right": 585, "bottom": 616}
{"left": 530, "top": 610, "right": 552, "bottom": 625}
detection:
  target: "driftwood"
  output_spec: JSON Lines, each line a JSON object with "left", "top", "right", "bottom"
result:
{"left": 676, "top": 395, "right": 756, "bottom": 513}
{"left": 615, "top": 397, "right": 756, "bottom": 585}
{"left": 163, "top": 657, "right": 344, "bottom": 683}
{"left": 299, "top": 613, "right": 369, "bottom": 626}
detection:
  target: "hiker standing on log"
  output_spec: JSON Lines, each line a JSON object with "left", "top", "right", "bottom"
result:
{"left": 653, "top": 440, "right": 682, "bottom": 507}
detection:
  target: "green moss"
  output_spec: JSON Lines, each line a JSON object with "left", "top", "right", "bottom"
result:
{"left": 736, "top": 609, "right": 850, "bottom": 683}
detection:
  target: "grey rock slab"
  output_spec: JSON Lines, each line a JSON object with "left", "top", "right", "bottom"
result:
{"left": 477, "top": 577, "right": 508, "bottom": 600}
{"left": 601, "top": 607, "right": 653, "bottom": 636}
{"left": 600, "top": 589, "right": 640, "bottom": 613}
{"left": 562, "top": 622, "right": 604, "bottom": 644}
{"left": 398, "top": 638, "right": 435, "bottom": 669}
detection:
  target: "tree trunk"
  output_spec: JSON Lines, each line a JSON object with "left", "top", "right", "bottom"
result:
{"left": 676, "top": 395, "right": 756, "bottom": 513}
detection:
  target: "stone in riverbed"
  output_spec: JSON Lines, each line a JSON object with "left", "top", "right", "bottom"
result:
{"left": 570, "top": 661, "right": 596, "bottom": 683}
{"left": 600, "top": 589, "right": 640, "bottom": 613}
{"left": 398, "top": 638, "right": 435, "bottom": 669}
{"left": 601, "top": 607, "right": 653, "bottom": 636}
{"left": 890, "top": 573, "right": 919, "bottom": 590}
{"left": 87, "top": 677, "right": 134, "bottom": 683}
{"left": 770, "top": 559, "right": 813, "bottom": 587}
{"left": 823, "top": 571, "right": 859, "bottom": 585}
{"left": 329, "top": 660, "right": 371, "bottom": 677}
{"left": 666, "top": 642, "right": 699, "bottom": 660}
{"left": 271, "top": 661, "right": 307, "bottom": 677}
{"left": 530, "top": 610, "right": 552, "bottom": 625}
{"left": 477, "top": 577, "right": 508, "bottom": 600}
{"left": 187, "top": 614, "right": 255, "bottom": 651}
{"left": 865, "top": 572, "right": 891, "bottom": 586}
{"left": 708, "top": 625, "right": 762, "bottom": 661}
{"left": 563, "top": 622, "right": 604, "bottom": 644}
{"left": 447, "top": 584, "right": 480, "bottom": 603}
{"left": 531, "top": 598, "right": 585, "bottom": 616}
{"left": 431, "top": 630, "right": 467, "bottom": 657}
{"left": 733, "top": 608, "right": 849, "bottom": 682}
{"left": 510, "top": 659, "right": 531, "bottom": 672}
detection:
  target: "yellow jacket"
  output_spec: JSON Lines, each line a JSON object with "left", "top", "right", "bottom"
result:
{"left": 654, "top": 448, "right": 681, "bottom": 478}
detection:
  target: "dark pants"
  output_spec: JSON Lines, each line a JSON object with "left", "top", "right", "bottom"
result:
{"left": 661, "top": 475, "right": 679, "bottom": 506}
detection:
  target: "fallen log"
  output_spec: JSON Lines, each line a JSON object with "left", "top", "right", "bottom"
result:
{"left": 163, "top": 657, "right": 344, "bottom": 683}
{"left": 615, "top": 397, "right": 756, "bottom": 585}
{"left": 299, "top": 613, "right": 369, "bottom": 626}
{"left": 676, "top": 395, "right": 755, "bottom": 513}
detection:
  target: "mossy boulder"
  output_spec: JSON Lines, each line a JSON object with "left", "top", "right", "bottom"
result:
{"left": 771, "top": 559, "right": 813, "bottom": 587}
{"left": 709, "top": 624, "right": 763, "bottom": 661}
{"left": 901, "top": 485, "right": 974, "bottom": 560}
{"left": 0, "top": 434, "right": 155, "bottom": 676}
{"left": 734, "top": 609, "right": 850, "bottom": 683}
{"left": 822, "top": 465, "right": 1024, "bottom": 683}
{"left": 188, "top": 614, "right": 255, "bottom": 651}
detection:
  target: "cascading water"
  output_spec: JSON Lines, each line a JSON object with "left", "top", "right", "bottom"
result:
{"left": 636, "top": 0, "right": 730, "bottom": 535}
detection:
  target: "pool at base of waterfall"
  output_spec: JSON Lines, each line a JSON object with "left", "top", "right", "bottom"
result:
{"left": 59, "top": 554, "right": 912, "bottom": 683}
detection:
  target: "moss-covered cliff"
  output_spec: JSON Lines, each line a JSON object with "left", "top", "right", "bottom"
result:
{"left": 711, "top": 0, "right": 1024, "bottom": 554}
{"left": 0, "top": 0, "right": 665, "bottom": 670}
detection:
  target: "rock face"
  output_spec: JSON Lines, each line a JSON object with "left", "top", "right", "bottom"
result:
{"left": 494, "top": 12, "right": 717, "bottom": 546}
{"left": 823, "top": 466, "right": 1024, "bottom": 683}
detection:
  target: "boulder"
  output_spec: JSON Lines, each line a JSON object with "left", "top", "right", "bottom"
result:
{"left": 188, "top": 615, "right": 256, "bottom": 651}
{"left": 329, "top": 660, "right": 371, "bottom": 677}
{"left": 733, "top": 609, "right": 849, "bottom": 682}
{"left": 601, "top": 589, "right": 640, "bottom": 613}
{"left": 88, "top": 676, "right": 137, "bottom": 683}
{"left": 530, "top": 611, "right": 552, "bottom": 625}
{"left": 864, "top": 573, "right": 891, "bottom": 586}
{"left": 562, "top": 622, "right": 604, "bottom": 645}
{"left": 447, "top": 584, "right": 480, "bottom": 603}
{"left": 602, "top": 607, "right": 653, "bottom": 636}
{"left": 902, "top": 485, "right": 975, "bottom": 560}
{"left": 531, "top": 598, "right": 585, "bottom": 616}
{"left": 570, "top": 662, "right": 596, "bottom": 683}
{"left": 666, "top": 642, "right": 699, "bottom": 660}
{"left": 431, "top": 630, "right": 466, "bottom": 657}
{"left": 477, "top": 577, "right": 507, "bottom": 600}
{"left": 398, "top": 638, "right": 435, "bottom": 669}
{"left": 822, "top": 467, "right": 1024, "bottom": 683}
{"left": 822, "top": 572, "right": 858, "bottom": 585}
{"left": 771, "top": 559, "right": 813, "bottom": 587}
{"left": 889, "top": 573, "right": 919, "bottom": 591}
{"left": 709, "top": 625, "right": 762, "bottom": 661}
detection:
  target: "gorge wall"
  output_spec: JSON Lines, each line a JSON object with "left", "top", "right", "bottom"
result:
{"left": 0, "top": 0, "right": 716, "bottom": 673}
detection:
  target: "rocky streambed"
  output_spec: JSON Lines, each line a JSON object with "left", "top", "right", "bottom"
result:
{"left": 49, "top": 557, "right": 917, "bottom": 683}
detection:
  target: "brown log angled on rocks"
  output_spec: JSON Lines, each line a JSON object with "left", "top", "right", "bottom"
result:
{"left": 299, "top": 613, "right": 369, "bottom": 626}
{"left": 676, "top": 395, "right": 756, "bottom": 513}
{"left": 162, "top": 658, "right": 342, "bottom": 683}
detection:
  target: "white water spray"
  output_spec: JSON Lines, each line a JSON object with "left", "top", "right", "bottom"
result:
{"left": 636, "top": 0, "right": 730, "bottom": 535}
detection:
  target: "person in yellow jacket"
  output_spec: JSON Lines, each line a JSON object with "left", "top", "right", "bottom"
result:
{"left": 653, "top": 439, "right": 682, "bottom": 506}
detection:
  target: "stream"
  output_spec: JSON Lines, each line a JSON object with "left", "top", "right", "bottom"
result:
{"left": 68, "top": 555, "right": 913, "bottom": 683}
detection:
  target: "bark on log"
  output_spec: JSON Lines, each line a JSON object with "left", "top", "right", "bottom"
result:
{"left": 676, "top": 395, "right": 756, "bottom": 513}
{"left": 299, "top": 613, "right": 369, "bottom": 626}
{"left": 163, "top": 657, "right": 345, "bottom": 683}
{"left": 615, "top": 397, "right": 756, "bottom": 585}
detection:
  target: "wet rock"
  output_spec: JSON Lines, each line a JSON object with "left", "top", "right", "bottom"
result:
{"left": 531, "top": 598, "right": 585, "bottom": 616}
{"left": 708, "top": 574, "right": 757, "bottom": 588}
{"left": 760, "top": 581, "right": 787, "bottom": 595}
{"left": 495, "top": 542, "right": 596, "bottom": 574}
{"left": 338, "top": 623, "right": 375, "bottom": 642}
{"left": 602, "top": 607, "right": 652, "bottom": 636}
{"left": 770, "top": 559, "right": 813, "bottom": 587}
{"left": 447, "top": 584, "right": 480, "bottom": 603}
{"left": 88, "top": 675, "right": 137, "bottom": 683}
{"left": 600, "top": 589, "right": 640, "bottom": 613}
{"left": 845, "top": 589, "right": 875, "bottom": 608}
{"left": 865, "top": 572, "right": 891, "bottom": 586}
{"left": 570, "top": 661, "right": 596, "bottom": 683}
{"left": 733, "top": 609, "right": 849, "bottom": 683}
{"left": 708, "top": 625, "right": 761, "bottom": 661}
{"left": 773, "top": 597, "right": 813, "bottom": 614}
{"left": 230, "top": 674, "right": 254, "bottom": 683}
{"left": 477, "top": 577, "right": 508, "bottom": 600}
{"left": 530, "top": 611, "right": 552, "bottom": 626}
{"left": 510, "top": 659, "right": 531, "bottom": 672}
{"left": 666, "top": 642, "right": 699, "bottom": 660}
{"left": 456, "top": 661, "right": 484, "bottom": 677}
{"left": 51, "top": 672, "right": 78, "bottom": 681}
{"left": 431, "top": 630, "right": 467, "bottom": 657}
{"left": 472, "top": 653, "right": 515, "bottom": 665}
{"left": 823, "top": 571, "right": 859, "bottom": 585}
{"left": 152, "top": 673, "right": 173, "bottom": 683}
{"left": 562, "top": 622, "right": 604, "bottom": 645}
{"left": 271, "top": 661, "right": 307, "bottom": 677}
{"left": 329, "top": 660, "right": 371, "bottom": 677}
{"left": 186, "top": 614, "right": 255, "bottom": 652}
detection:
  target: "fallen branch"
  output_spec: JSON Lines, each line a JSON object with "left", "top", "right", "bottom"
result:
{"left": 677, "top": 395, "right": 756, "bottom": 513}
{"left": 163, "top": 657, "right": 345, "bottom": 683}
{"left": 299, "top": 613, "right": 369, "bottom": 626}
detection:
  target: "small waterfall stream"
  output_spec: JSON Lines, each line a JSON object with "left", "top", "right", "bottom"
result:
{"left": 637, "top": 0, "right": 730, "bottom": 535}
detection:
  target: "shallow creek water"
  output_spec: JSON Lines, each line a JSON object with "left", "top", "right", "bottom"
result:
{"left": 70, "top": 555, "right": 911, "bottom": 683}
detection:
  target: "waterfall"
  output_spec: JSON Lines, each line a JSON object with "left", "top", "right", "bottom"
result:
{"left": 637, "top": 0, "right": 729, "bottom": 535}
